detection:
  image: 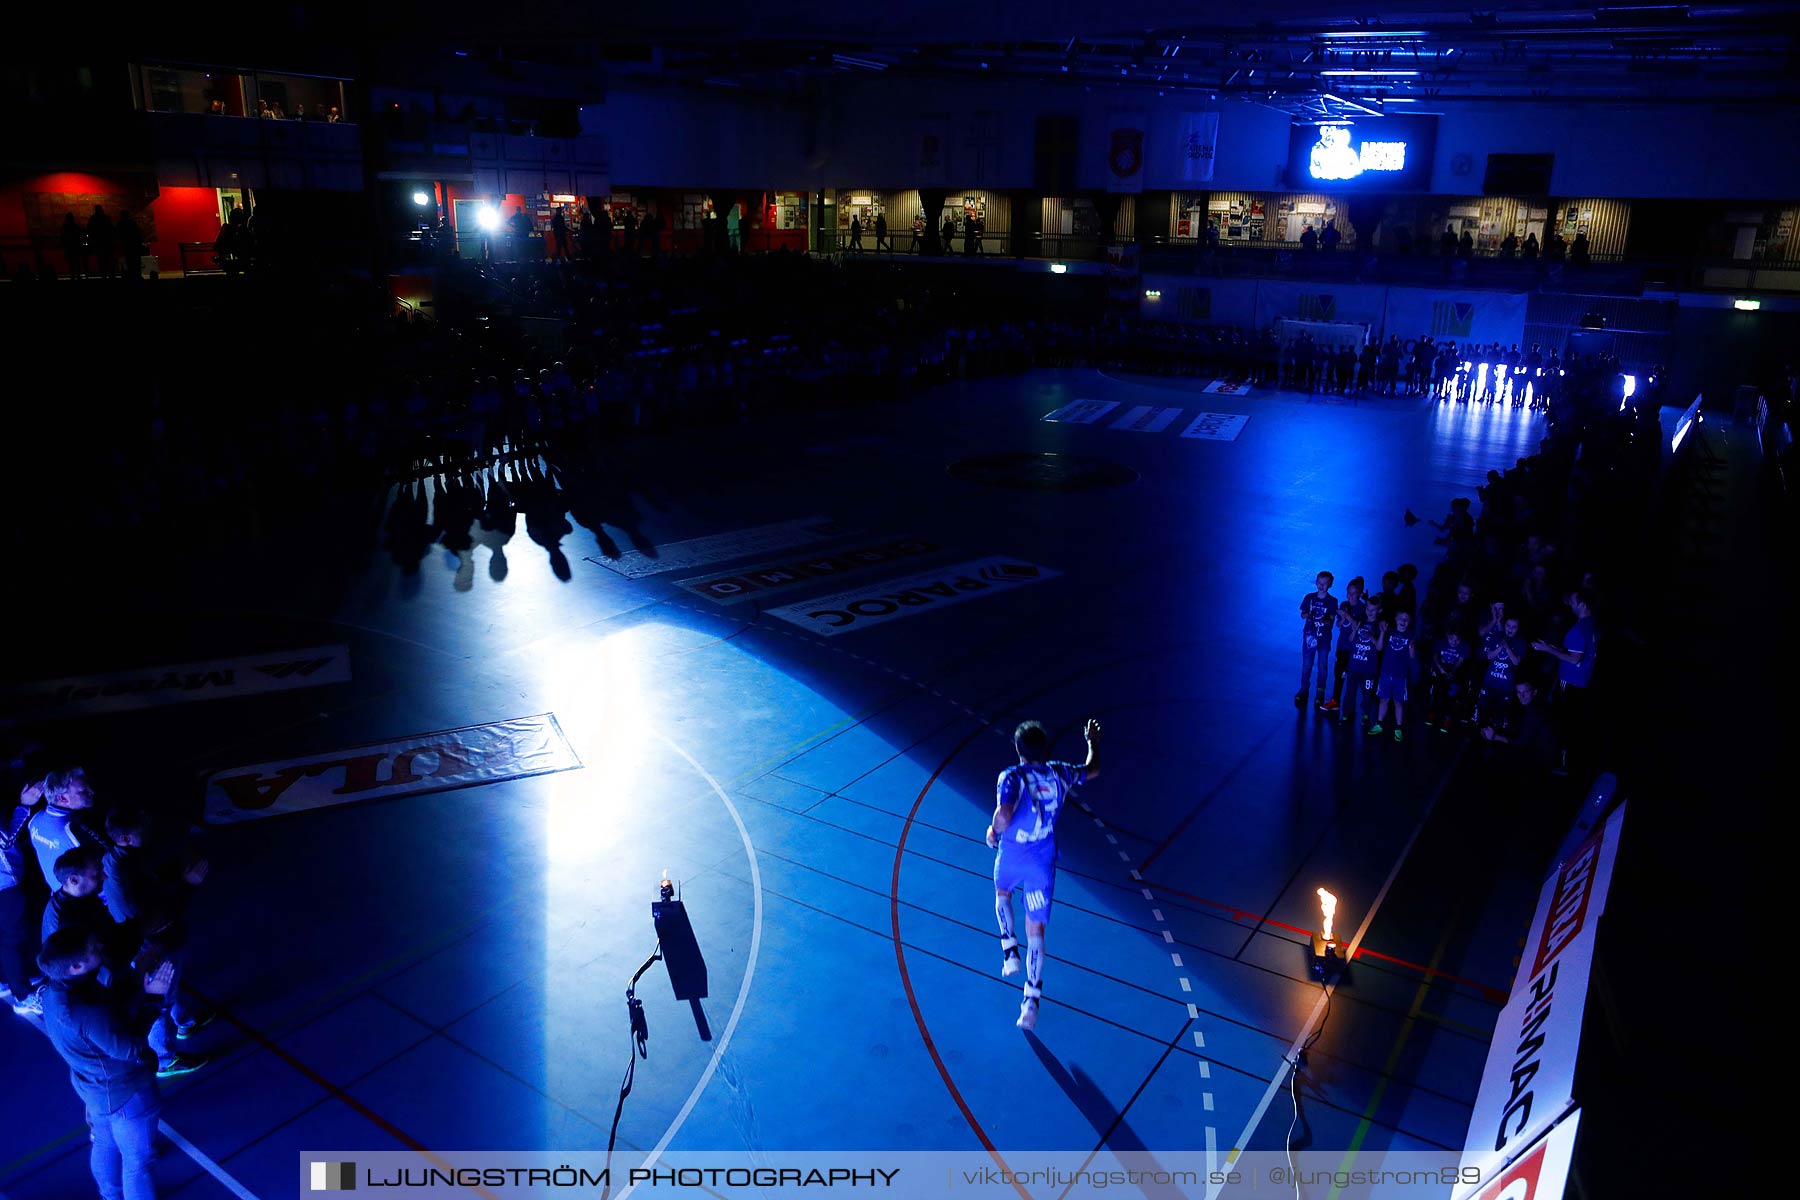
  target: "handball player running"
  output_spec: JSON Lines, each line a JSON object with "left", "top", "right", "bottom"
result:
{"left": 988, "top": 719, "right": 1100, "bottom": 1031}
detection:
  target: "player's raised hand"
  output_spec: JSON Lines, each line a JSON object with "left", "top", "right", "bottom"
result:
{"left": 1084, "top": 719, "right": 1102, "bottom": 743}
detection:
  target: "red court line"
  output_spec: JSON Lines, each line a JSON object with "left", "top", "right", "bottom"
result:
{"left": 1134, "top": 881, "right": 1510, "bottom": 1004}
{"left": 185, "top": 985, "right": 503, "bottom": 1200}
{"left": 890, "top": 728, "right": 1032, "bottom": 1200}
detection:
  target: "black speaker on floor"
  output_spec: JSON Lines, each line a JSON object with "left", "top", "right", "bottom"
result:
{"left": 653, "top": 899, "right": 708, "bottom": 1002}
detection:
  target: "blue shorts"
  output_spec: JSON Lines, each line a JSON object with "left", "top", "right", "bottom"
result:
{"left": 995, "top": 851, "right": 1056, "bottom": 922}
{"left": 1377, "top": 674, "right": 1409, "bottom": 701}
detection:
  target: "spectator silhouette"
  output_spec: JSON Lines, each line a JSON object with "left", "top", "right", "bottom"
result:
{"left": 1300, "top": 225, "right": 1318, "bottom": 252}
{"left": 874, "top": 213, "right": 889, "bottom": 252}
{"left": 551, "top": 209, "right": 570, "bottom": 261}
{"left": 1320, "top": 221, "right": 1340, "bottom": 252}
{"left": 1439, "top": 225, "right": 1458, "bottom": 256}
{"left": 1522, "top": 232, "right": 1540, "bottom": 260}
{"left": 87, "top": 207, "right": 116, "bottom": 277}
{"left": 117, "top": 211, "right": 145, "bottom": 279}
{"left": 849, "top": 216, "right": 863, "bottom": 253}
{"left": 60, "top": 213, "right": 86, "bottom": 277}
{"left": 940, "top": 215, "right": 955, "bottom": 256}
{"left": 1570, "top": 232, "right": 1590, "bottom": 266}
{"left": 620, "top": 208, "right": 637, "bottom": 256}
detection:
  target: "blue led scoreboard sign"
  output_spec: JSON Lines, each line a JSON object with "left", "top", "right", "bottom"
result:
{"left": 1287, "top": 115, "right": 1438, "bottom": 191}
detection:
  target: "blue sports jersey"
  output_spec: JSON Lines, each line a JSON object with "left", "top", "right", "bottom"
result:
{"left": 995, "top": 761, "right": 1084, "bottom": 865}
{"left": 1380, "top": 628, "right": 1415, "bottom": 679}
{"left": 1347, "top": 622, "right": 1381, "bottom": 672}
{"left": 29, "top": 807, "right": 88, "bottom": 891}
{"left": 1435, "top": 641, "right": 1469, "bottom": 676}
{"left": 1561, "top": 617, "right": 1597, "bottom": 688}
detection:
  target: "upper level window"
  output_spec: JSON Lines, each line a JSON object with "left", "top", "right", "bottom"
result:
{"left": 138, "top": 64, "right": 349, "bottom": 122}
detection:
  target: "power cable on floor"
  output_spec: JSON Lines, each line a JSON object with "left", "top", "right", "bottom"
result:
{"left": 1284, "top": 981, "right": 1334, "bottom": 1200}
{"left": 600, "top": 943, "right": 663, "bottom": 1200}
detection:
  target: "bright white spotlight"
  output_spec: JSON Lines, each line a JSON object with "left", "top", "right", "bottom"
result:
{"left": 476, "top": 205, "right": 501, "bottom": 232}
{"left": 1050, "top": 263, "right": 1068, "bottom": 275}
{"left": 412, "top": 190, "right": 430, "bottom": 206}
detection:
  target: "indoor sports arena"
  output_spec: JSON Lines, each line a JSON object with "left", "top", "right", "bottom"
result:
{"left": 0, "top": 7, "right": 1788, "bottom": 1199}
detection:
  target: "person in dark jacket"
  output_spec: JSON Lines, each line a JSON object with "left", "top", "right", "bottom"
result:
{"left": 39, "top": 929, "right": 178, "bottom": 1200}
{"left": 60, "top": 212, "right": 86, "bottom": 277}
{"left": 117, "top": 212, "right": 146, "bottom": 280}
{"left": 88, "top": 206, "right": 117, "bottom": 278}
{"left": 103, "top": 808, "right": 213, "bottom": 1046}
{"left": 43, "top": 847, "right": 119, "bottom": 945}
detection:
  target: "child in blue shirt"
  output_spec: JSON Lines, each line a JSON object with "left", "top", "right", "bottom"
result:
{"left": 1297, "top": 572, "right": 1339, "bottom": 710}
{"left": 1369, "top": 610, "right": 1417, "bottom": 741}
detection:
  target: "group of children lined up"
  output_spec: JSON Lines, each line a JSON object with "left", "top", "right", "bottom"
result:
{"left": 1280, "top": 334, "right": 1570, "bottom": 410}
{"left": 1296, "top": 556, "right": 1597, "bottom": 767}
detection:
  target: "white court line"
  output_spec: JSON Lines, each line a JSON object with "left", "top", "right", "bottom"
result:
{"left": 1207, "top": 745, "right": 1465, "bottom": 1199}
{"left": 617, "top": 730, "right": 765, "bottom": 1199}
{"left": 159, "top": 1121, "right": 262, "bottom": 1200}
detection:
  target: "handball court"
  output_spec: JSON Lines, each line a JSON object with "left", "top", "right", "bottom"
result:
{"left": 1, "top": 369, "right": 1565, "bottom": 1198}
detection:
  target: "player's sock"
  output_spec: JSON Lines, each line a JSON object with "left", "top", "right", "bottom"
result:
{"left": 995, "top": 895, "right": 1016, "bottom": 944}
{"left": 1025, "top": 934, "right": 1045, "bottom": 992}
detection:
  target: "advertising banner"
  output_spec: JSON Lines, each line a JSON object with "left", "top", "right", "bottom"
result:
{"left": 1109, "top": 405, "right": 1185, "bottom": 433}
{"left": 587, "top": 518, "right": 849, "bottom": 579}
{"left": 676, "top": 538, "right": 942, "bottom": 605}
{"left": 1042, "top": 399, "right": 1121, "bottom": 425}
{"left": 1273, "top": 318, "right": 1368, "bottom": 353}
{"left": 1179, "top": 112, "right": 1219, "bottom": 183}
{"left": 1179, "top": 412, "right": 1250, "bottom": 441}
{"left": 763, "top": 558, "right": 1059, "bottom": 638}
{"left": 1255, "top": 280, "right": 1387, "bottom": 331}
{"left": 1383, "top": 287, "right": 1529, "bottom": 347}
{"left": 4, "top": 645, "right": 351, "bottom": 720}
{"left": 1458, "top": 805, "right": 1625, "bottom": 1188}
{"left": 1460, "top": 1111, "right": 1582, "bottom": 1200}
{"left": 204, "top": 714, "right": 582, "bottom": 824}
{"left": 1106, "top": 112, "right": 1147, "bottom": 193}
{"left": 1139, "top": 275, "right": 1260, "bottom": 327}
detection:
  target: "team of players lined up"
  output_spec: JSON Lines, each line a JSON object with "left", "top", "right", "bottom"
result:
{"left": 1280, "top": 333, "right": 1636, "bottom": 411}
{"left": 1297, "top": 558, "right": 1597, "bottom": 759}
